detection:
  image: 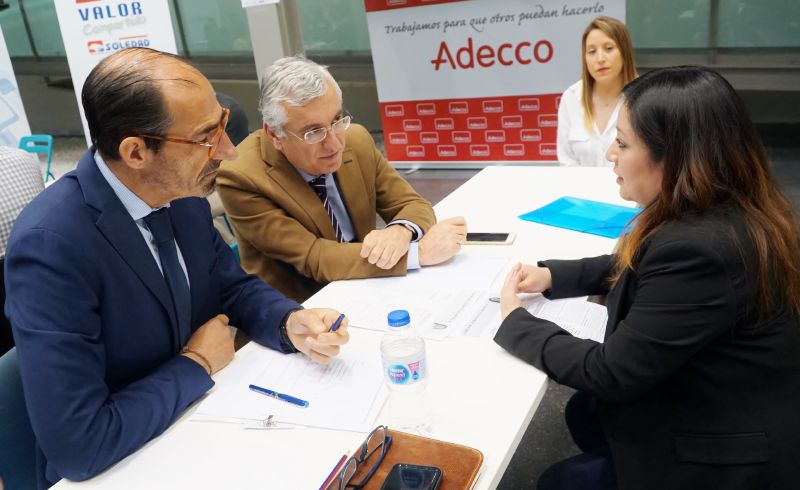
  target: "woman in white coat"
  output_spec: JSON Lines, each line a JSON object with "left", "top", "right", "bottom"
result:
{"left": 557, "top": 16, "right": 637, "bottom": 166}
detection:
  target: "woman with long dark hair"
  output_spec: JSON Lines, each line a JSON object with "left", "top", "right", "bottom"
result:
{"left": 498, "top": 66, "right": 800, "bottom": 489}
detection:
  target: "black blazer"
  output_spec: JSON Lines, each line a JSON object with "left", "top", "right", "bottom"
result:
{"left": 495, "top": 205, "right": 800, "bottom": 489}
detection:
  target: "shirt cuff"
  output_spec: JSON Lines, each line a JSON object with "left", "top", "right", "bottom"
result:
{"left": 407, "top": 242, "right": 420, "bottom": 270}
{"left": 388, "top": 219, "right": 423, "bottom": 242}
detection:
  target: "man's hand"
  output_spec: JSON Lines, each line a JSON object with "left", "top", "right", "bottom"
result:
{"left": 419, "top": 216, "right": 467, "bottom": 266}
{"left": 360, "top": 225, "right": 413, "bottom": 270}
{"left": 286, "top": 309, "right": 350, "bottom": 364}
{"left": 182, "top": 314, "right": 234, "bottom": 375}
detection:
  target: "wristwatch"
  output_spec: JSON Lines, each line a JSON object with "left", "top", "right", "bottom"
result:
{"left": 395, "top": 222, "right": 419, "bottom": 241}
{"left": 279, "top": 309, "right": 301, "bottom": 353}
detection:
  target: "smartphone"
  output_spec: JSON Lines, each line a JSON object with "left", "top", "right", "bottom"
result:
{"left": 380, "top": 463, "right": 443, "bottom": 490}
{"left": 464, "top": 232, "right": 516, "bottom": 245}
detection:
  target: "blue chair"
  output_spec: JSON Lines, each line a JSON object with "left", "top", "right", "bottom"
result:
{"left": 19, "top": 134, "right": 55, "bottom": 182}
{"left": 222, "top": 214, "right": 241, "bottom": 262}
{"left": 0, "top": 348, "right": 37, "bottom": 489}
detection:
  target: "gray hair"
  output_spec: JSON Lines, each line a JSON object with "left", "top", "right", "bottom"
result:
{"left": 258, "top": 55, "right": 342, "bottom": 137}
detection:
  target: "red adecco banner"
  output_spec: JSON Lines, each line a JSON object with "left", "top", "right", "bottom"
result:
{"left": 365, "top": 0, "right": 624, "bottom": 165}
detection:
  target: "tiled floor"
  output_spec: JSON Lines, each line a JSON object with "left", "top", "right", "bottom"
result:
{"left": 42, "top": 137, "right": 800, "bottom": 489}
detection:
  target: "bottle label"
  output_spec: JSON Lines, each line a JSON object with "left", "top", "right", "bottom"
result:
{"left": 383, "top": 359, "right": 426, "bottom": 385}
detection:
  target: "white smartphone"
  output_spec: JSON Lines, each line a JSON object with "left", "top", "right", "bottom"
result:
{"left": 464, "top": 232, "right": 516, "bottom": 245}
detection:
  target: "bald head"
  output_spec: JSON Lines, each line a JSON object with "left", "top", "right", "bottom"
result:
{"left": 82, "top": 48, "right": 204, "bottom": 161}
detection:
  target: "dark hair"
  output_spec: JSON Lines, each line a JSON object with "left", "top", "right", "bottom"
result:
{"left": 614, "top": 66, "right": 800, "bottom": 316}
{"left": 81, "top": 48, "right": 193, "bottom": 160}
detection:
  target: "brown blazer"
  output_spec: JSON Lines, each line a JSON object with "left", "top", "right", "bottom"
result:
{"left": 217, "top": 124, "right": 436, "bottom": 302}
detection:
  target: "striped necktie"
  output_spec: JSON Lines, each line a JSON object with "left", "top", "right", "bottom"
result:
{"left": 309, "top": 175, "right": 344, "bottom": 242}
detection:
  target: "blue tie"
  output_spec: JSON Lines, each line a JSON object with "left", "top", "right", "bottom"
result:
{"left": 309, "top": 175, "right": 344, "bottom": 242}
{"left": 144, "top": 208, "right": 191, "bottom": 346}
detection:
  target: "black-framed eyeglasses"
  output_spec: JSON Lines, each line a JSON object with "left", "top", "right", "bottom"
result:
{"left": 333, "top": 425, "right": 392, "bottom": 489}
{"left": 138, "top": 107, "right": 230, "bottom": 158}
{"left": 286, "top": 114, "right": 351, "bottom": 145}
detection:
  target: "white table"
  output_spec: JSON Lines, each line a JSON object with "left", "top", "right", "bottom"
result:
{"left": 55, "top": 166, "right": 630, "bottom": 490}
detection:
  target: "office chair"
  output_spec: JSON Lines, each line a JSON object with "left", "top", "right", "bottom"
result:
{"left": 1, "top": 257, "right": 13, "bottom": 356}
{"left": 19, "top": 134, "right": 55, "bottom": 183}
{"left": 0, "top": 348, "right": 38, "bottom": 489}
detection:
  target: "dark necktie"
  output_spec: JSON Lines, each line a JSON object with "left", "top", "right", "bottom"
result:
{"left": 144, "top": 208, "right": 191, "bottom": 345}
{"left": 309, "top": 175, "right": 344, "bottom": 242}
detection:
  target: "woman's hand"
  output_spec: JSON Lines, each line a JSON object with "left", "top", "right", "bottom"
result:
{"left": 500, "top": 263, "right": 554, "bottom": 320}
{"left": 516, "top": 264, "right": 552, "bottom": 293}
{"left": 500, "top": 264, "right": 525, "bottom": 320}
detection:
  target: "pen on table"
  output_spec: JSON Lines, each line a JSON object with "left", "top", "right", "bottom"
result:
{"left": 328, "top": 313, "right": 346, "bottom": 332}
{"left": 248, "top": 384, "right": 309, "bottom": 408}
{"left": 318, "top": 451, "right": 349, "bottom": 490}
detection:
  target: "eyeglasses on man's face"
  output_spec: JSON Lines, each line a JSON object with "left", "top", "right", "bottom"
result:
{"left": 332, "top": 425, "right": 392, "bottom": 489}
{"left": 287, "top": 114, "right": 351, "bottom": 145}
{"left": 137, "top": 107, "right": 230, "bottom": 158}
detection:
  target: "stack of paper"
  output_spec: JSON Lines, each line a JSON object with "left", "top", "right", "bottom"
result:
{"left": 328, "top": 255, "right": 512, "bottom": 340}
{"left": 192, "top": 344, "right": 387, "bottom": 432}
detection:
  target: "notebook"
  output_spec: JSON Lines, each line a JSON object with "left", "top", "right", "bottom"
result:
{"left": 518, "top": 196, "right": 640, "bottom": 238}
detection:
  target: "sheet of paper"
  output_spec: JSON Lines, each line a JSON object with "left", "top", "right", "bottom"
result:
{"left": 523, "top": 295, "right": 608, "bottom": 343}
{"left": 324, "top": 256, "right": 512, "bottom": 340}
{"left": 192, "top": 344, "right": 387, "bottom": 432}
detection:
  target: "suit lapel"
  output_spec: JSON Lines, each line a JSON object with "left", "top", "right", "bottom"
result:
{"left": 334, "top": 147, "right": 372, "bottom": 240}
{"left": 76, "top": 150, "right": 180, "bottom": 348}
{"left": 260, "top": 133, "right": 337, "bottom": 240}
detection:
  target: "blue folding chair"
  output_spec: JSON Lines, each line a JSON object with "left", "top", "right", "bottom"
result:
{"left": 19, "top": 134, "right": 55, "bottom": 182}
{"left": 0, "top": 348, "right": 38, "bottom": 490}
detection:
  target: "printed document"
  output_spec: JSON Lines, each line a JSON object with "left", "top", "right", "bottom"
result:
{"left": 192, "top": 344, "right": 386, "bottom": 432}
{"left": 523, "top": 295, "right": 608, "bottom": 343}
{"left": 322, "top": 255, "right": 512, "bottom": 340}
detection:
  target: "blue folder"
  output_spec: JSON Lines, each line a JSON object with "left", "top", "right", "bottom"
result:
{"left": 518, "top": 196, "right": 640, "bottom": 239}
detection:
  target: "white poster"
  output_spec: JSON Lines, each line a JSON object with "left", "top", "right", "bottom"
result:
{"left": 365, "top": 0, "right": 625, "bottom": 164}
{"left": 54, "top": 0, "right": 178, "bottom": 145}
{"left": 0, "top": 25, "right": 32, "bottom": 148}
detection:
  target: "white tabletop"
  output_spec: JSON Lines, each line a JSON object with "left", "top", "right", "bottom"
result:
{"left": 54, "top": 166, "right": 630, "bottom": 489}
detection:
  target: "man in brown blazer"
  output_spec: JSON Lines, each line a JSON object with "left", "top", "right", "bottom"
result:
{"left": 218, "top": 56, "right": 466, "bottom": 302}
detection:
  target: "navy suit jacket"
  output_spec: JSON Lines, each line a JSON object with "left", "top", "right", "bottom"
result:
{"left": 3, "top": 150, "right": 301, "bottom": 488}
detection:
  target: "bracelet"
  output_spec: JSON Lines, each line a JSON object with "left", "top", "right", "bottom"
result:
{"left": 181, "top": 347, "right": 212, "bottom": 375}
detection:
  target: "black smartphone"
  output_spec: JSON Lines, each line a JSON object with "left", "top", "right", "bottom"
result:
{"left": 380, "top": 463, "right": 443, "bottom": 490}
{"left": 465, "top": 232, "right": 515, "bottom": 245}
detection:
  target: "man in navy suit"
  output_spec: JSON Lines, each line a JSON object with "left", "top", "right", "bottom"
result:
{"left": 3, "top": 48, "right": 350, "bottom": 489}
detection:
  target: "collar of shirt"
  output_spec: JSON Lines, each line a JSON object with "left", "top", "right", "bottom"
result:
{"left": 94, "top": 151, "right": 166, "bottom": 220}
{"left": 293, "top": 165, "right": 324, "bottom": 184}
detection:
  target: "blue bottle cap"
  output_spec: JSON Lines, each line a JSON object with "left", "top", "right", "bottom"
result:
{"left": 387, "top": 310, "right": 411, "bottom": 327}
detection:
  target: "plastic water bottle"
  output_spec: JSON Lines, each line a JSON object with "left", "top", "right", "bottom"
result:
{"left": 380, "top": 310, "right": 433, "bottom": 435}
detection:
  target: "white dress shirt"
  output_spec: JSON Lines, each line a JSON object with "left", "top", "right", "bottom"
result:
{"left": 557, "top": 80, "right": 622, "bottom": 167}
{"left": 94, "top": 152, "right": 190, "bottom": 285}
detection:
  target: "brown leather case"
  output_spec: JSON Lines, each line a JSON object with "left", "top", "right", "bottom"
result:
{"left": 360, "top": 430, "right": 484, "bottom": 490}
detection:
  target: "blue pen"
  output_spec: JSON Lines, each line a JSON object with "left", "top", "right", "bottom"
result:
{"left": 328, "top": 313, "right": 346, "bottom": 332}
{"left": 248, "top": 384, "right": 309, "bottom": 408}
